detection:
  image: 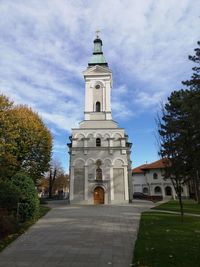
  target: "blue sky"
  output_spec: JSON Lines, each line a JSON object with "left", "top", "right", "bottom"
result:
{"left": 0, "top": 0, "right": 200, "bottom": 172}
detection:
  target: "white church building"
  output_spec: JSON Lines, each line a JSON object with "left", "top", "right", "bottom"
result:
{"left": 68, "top": 34, "right": 132, "bottom": 204}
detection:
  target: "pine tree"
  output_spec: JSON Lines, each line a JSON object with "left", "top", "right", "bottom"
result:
{"left": 158, "top": 91, "right": 189, "bottom": 216}
{"left": 157, "top": 41, "right": 200, "bottom": 211}
{"left": 182, "top": 41, "right": 200, "bottom": 89}
{"left": 182, "top": 41, "right": 200, "bottom": 202}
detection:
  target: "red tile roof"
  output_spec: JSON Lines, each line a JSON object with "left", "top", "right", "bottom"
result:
{"left": 132, "top": 159, "right": 169, "bottom": 173}
{"left": 132, "top": 164, "right": 148, "bottom": 174}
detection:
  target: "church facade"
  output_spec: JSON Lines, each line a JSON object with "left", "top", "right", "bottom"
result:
{"left": 68, "top": 34, "right": 132, "bottom": 204}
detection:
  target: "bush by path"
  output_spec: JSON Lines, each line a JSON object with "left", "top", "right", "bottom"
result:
{"left": 11, "top": 172, "right": 39, "bottom": 221}
{"left": 0, "top": 181, "right": 21, "bottom": 213}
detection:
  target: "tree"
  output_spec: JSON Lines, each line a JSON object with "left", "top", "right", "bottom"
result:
{"left": 182, "top": 41, "right": 200, "bottom": 90}
{"left": 0, "top": 95, "right": 19, "bottom": 178}
{"left": 47, "top": 161, "right": 66, "bottom": 198}
{"left": 157, "top": 41, "right": 200, "bottom": 211}
{"left": 182, "top": 41, "right": 200, "bottom": 202}
{"left": 157, "top": 94, "right": 189, "bottom": 217}
{"left": 54, "top": 173, "right": 69, "bottom": 193}
{"left": 38, "top": 161, "right": 69, "bottom": 198}
{"left": 0, "top": 95, "right": 52, "bottom": 182}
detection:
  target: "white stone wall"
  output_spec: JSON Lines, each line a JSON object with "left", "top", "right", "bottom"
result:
{"left": 132, "top": 168, "right": 189, "bottom": 199}
{"left": 70, "top": 126, "right": 130, "bottom": 204}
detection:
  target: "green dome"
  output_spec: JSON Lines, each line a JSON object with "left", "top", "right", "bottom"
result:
{"left": 88, "top": 37, "right": 108, "bottom": 67}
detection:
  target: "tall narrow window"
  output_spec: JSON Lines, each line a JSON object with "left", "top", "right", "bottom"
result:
{"left": 96, "top": 101, "right": 101, "bottom": 112}
{"left": 96, "top": 167, "right": 102, "bottom": 180}
{"left": 96, "top": 138, "right": 101, "bottom": 147}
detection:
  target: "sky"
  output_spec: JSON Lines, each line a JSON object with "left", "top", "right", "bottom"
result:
{"left": 0, "top": 0, "right": 200, "bottom": 172}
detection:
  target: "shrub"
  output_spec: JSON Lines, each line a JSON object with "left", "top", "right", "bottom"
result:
{"left": 0, "top": 214, "right": 19, "bottom": 239}
{"left": 0, "top": 182, "right": 21, "bottom": 214}
{"left": 11, "top": 172, "right": 39, "bottom": 221}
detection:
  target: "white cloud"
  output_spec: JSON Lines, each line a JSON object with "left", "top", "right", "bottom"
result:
{"left": 134, "top": 91, "right": 165, "bottom": 109}
{"left": 1, "top": 0, "right": 199, "bottom": 123}
{"left": 0, "top": 0, "right": 199, "bottom": 168}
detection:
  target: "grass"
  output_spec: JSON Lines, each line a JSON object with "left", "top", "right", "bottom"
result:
{"left": 0, "top": 205, "right": 50, "bottom": 252}
{"left": 152, "top": 199, "right": 200, "bottom": 215}
{"left": 133, "top": 212, "right": 200, "bottom": 267}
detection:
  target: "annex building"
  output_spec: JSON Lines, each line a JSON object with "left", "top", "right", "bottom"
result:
{"left": 68, "top": 34, "right": 132, "bottom": 204}
{"left": 132, "top": 159, "right": 189, "bottom": 199}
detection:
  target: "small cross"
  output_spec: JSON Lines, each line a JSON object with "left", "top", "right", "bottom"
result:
{"left": 96, "top": 29, "right": 100, "bottom": 38}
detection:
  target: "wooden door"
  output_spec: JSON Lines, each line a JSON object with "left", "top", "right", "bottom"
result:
{"left": 94, "top": 187, "right": 104, "bottom": 204}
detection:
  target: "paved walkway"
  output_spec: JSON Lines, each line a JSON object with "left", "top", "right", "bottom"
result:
{"left": 0, "top": 201, "right": 154, "bottom": 267}
{"left": 151, "top": 209, "right": 200, "bottom": 217}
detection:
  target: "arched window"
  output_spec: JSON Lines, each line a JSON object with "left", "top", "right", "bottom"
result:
{"left": 154, "top": 186, "right": 161, "bottom": 194}
{"left": 96, "top": 138, "right": 101, "bottom": 147}
{"left": 96, "top": 101, "right": 101, "bottom": 112}
{"left": 165, "top": 186, "right": 172, "bottom": 196}
{"left": 96, "top": 167, "right": 102, "bottom": 180}
{"left": 143, "top": 187, "right": 149, "bottom": 194}
{"left": 153, "top": 172, "right": 158, "bottom": 179}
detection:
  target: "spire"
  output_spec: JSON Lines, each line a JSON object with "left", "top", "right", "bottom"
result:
{"left": 88, "top": 30, "right": 108, "bottom": 67}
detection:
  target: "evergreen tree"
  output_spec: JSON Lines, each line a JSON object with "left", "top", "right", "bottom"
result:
{"left": 158, "top": 91, "right": 189, "bottom": 216}
{"left": 182, "top": 41, "right": 200, "bottom": 202}
{"left": 182, "top": 41, "right": 200, "bottom": 89}
{"left": 157, "top": 41, "right": 200, "bottom": 210}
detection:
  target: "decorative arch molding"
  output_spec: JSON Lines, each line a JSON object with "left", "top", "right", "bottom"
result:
{"left": 112, "top": 132, "right": 123, "bottom": 139}
{"left": 86, "top": 132, "right": 94, "bottom": 139}
{"left": 113, "top": 158, "right": 125, "bottom": 167}
{"left": 103, "top": 158, "right": 112, "bottom": 166}
{"left": 90, "top": 184, "right": 107, "bottom": 193}
{"left": 73, "top": 158, "right": 85, "bottom": 167}
{"left": 74, "top": 133, "right": 86, "bottom": 139}
{"left": 91, "top": 80, "right": 105, "bottom": 88}
{"left": 94, "top": 133, "right": 103, "bottom": 138}
{"left": 103, "top": 133, "right": 111, "bottom": 140}
{"left": 86, "top": 158, "right": 95, "bottom": 166}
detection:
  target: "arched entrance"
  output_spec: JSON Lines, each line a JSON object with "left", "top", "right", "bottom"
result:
{"left": 165, "top": 186, "right": 172, "bottom": 196}
{"left": 94, "top": 187, "right": 104, "bottom": 204}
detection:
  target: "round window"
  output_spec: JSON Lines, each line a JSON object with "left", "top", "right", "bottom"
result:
{"left": 95, "top": 84, "right": 100, "bottom": 89}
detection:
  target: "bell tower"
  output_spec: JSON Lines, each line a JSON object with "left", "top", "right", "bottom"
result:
{"left": 68, "top": 33, "right": 132, "bottom": 204}
{"left": 83, "top": 33, "right": 112, "bottom": 121}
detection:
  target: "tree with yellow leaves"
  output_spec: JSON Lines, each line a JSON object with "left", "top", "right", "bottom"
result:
{"left": 0, "top": 94, "right": 52, "bottom": 183}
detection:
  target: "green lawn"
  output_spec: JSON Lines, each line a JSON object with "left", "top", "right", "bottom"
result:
{"left": 133, "top": 212, "right": 200, "bottom": 267}
{"left": 0, "top": 205, "right": 50, "bottom": 252}
{"left": 152, "top": 199, "right": 200, "bottom": 215}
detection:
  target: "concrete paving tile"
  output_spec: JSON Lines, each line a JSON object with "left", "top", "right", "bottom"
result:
{"left": 0, "top": 201, "right": 154, "bottom": 267}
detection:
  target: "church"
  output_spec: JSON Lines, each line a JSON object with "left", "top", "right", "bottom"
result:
{"left": 68, "top": 33, "right": 132, "bottom": 204}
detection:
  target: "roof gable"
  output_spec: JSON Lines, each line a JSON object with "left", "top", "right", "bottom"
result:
{"left": 83, "top": 65, "right": 112, "bottom": 76}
